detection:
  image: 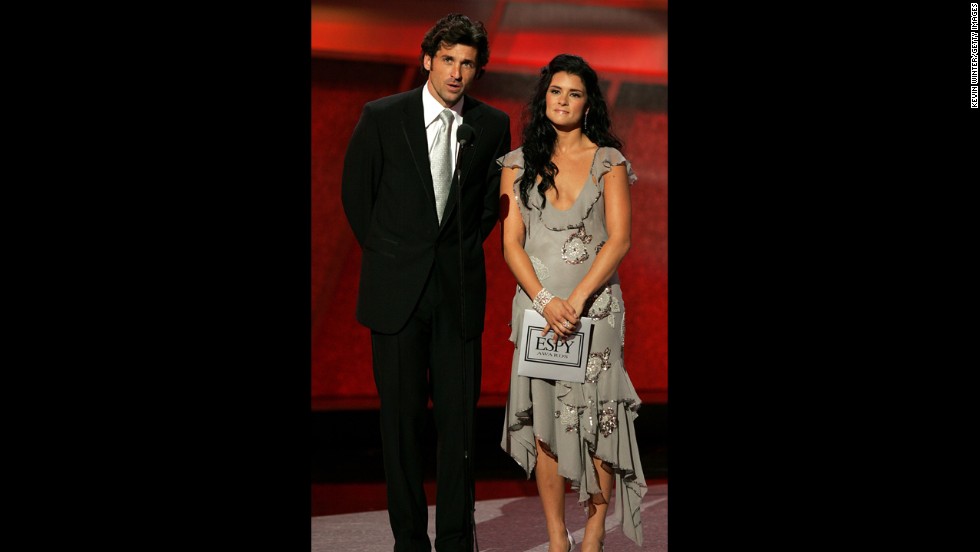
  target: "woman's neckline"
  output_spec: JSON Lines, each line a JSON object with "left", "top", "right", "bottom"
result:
{"left": 544, "top": 146, "right": 602, "bottom": 213}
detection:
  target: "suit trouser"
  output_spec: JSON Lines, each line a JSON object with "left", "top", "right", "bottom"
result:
{"left": 371, "top": 268, "right": 481, "bottom": 552}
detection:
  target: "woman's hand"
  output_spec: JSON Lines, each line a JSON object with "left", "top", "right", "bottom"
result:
{"left": 567, "top": 293, "right": 587, "bottom": 322}
{"left": 541, "top": 296, "right": 580, "bottom": 340}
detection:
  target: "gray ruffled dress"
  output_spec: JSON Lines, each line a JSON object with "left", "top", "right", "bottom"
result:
{"left": 498, "top": 146, "right": 647, "bottom": 546}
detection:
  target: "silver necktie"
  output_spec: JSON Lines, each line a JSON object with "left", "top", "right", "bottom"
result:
{"left": 430, "top": 109, "right": 454, "bottom": 224}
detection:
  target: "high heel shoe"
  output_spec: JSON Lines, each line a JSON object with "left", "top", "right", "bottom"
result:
{"left": 566, "top": 528, "right": 575, "bottom": 551}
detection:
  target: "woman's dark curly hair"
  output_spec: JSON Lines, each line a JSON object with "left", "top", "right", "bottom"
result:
{"left": 518, "top": 54, "right": 622, "bottom": 209}
{"left": 419, "top": 13, "right": 490, "bottom": 80}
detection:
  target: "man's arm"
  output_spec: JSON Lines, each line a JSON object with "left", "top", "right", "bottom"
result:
{"left": 341, "top": 104, "right": 380, "bottom": 246}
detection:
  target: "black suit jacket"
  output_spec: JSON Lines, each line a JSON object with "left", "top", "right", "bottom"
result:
{"left": 341, "top": 87, "right": 511, "bottom": 337}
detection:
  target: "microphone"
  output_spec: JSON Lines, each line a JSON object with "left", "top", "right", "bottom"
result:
{"left": 450, "top": 124, "right": 475, "bottom": 192}
{"left": 457, "top": 123, "right": 476, "bottom": 148}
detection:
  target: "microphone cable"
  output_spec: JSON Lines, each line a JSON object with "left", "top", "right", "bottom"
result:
{"left": 452, "top": 124, "right": 479, "bottom": 551}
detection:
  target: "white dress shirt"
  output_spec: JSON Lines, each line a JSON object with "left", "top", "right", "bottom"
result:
{"left": 422, "top": 84, "right": 464, "bottom": 171}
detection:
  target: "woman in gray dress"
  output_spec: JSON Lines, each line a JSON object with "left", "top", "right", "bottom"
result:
{"left": 498, "top": 54, "right": 647, "bottom": 551}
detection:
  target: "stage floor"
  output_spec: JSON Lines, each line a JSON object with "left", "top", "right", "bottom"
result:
{"left": 312, "top": 482, "right": 668, "bottom": 552}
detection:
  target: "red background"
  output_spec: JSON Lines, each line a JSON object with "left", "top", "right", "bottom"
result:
{"left": 311, "top": 0, "right": 667, "bottom": 409}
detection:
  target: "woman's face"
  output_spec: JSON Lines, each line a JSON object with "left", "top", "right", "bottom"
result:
{"left": 545, "top": 71, "right": 589, "bottom": 130}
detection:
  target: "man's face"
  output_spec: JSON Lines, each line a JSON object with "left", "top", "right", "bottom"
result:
{"left": 423, "top": 43, "right": 479, "bottom": 108}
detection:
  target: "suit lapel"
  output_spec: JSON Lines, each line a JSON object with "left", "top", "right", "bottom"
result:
{"left": 401, "top": 88, "right": 438, "bottom": 224}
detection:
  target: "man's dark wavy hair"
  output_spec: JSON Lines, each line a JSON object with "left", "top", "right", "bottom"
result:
{"left": 419, "top": 13, "right": 490, "bottom": 80}
{"left": 518, "top": 54, "right": 622, "bottom": 210}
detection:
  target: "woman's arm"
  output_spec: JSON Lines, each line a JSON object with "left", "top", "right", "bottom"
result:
{"left": 500, "top": 166, "right": 579, "bottom": 338}
{"left": 566, "top": 163, "right": 632, "bottom": 317}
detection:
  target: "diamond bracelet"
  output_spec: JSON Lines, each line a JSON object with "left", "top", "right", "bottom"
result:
{"left": 532, "top": 288, "right": 554, "bottom": 316}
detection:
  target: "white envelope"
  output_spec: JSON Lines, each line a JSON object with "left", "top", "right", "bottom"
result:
{"left": 516, "top": 309, "right": 594, "bottom": 383}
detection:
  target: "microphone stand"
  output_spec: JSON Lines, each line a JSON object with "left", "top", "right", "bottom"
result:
{"left": 451, "top": 125, "right": 478, "bottom": 551}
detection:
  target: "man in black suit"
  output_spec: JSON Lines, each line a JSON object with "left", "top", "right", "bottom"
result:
{"left": 341, "top": 13, "right": 511, "bottom": 552}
